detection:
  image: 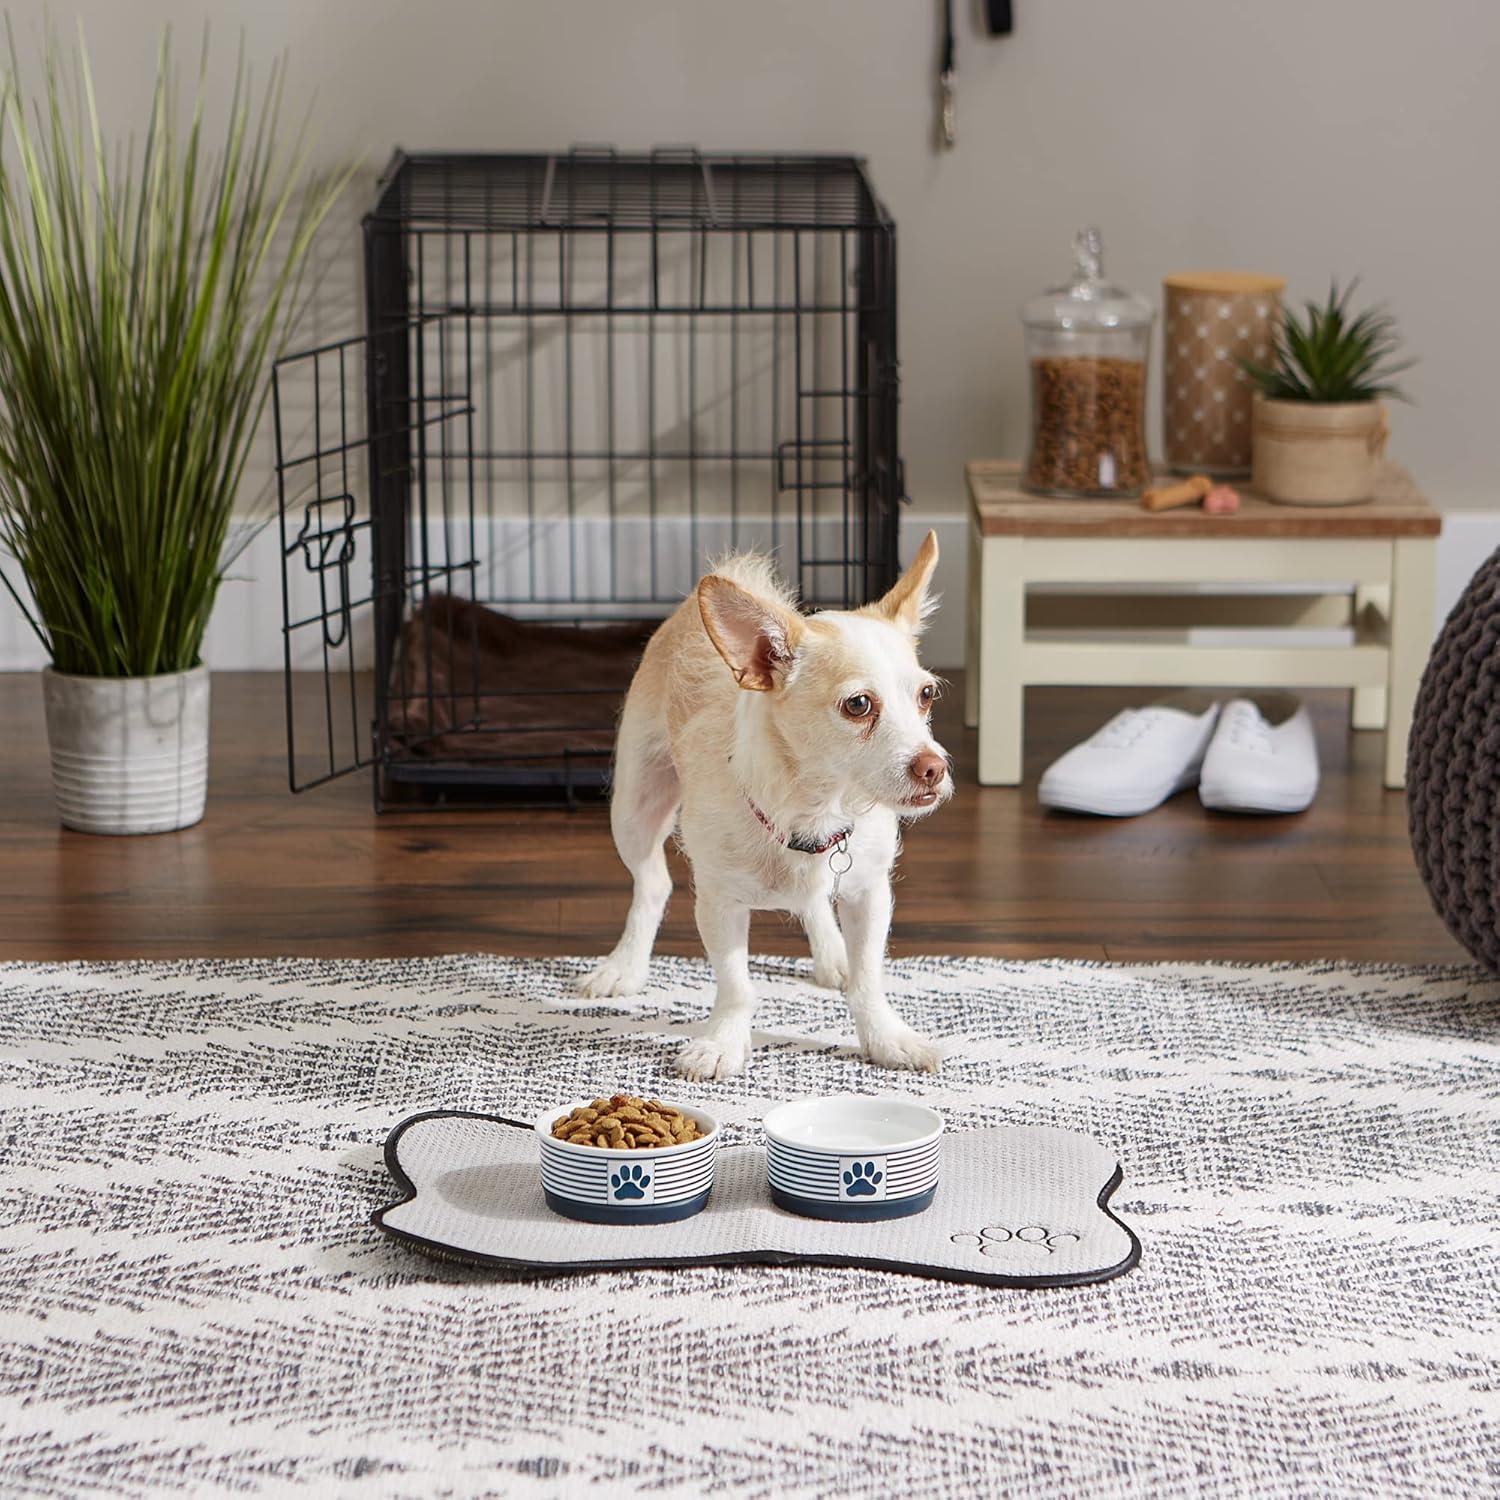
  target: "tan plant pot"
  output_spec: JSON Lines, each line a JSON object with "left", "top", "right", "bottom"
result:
{"left": 1251, "top": 396, "right": 1389, "bottom": 506}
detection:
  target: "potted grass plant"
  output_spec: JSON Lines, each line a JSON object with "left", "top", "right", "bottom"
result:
{"left": 0, "top": 31, "right": 346, "bottom": 833}
{"left": 1243, "top": 280, "right": 1413, "bottom": 506}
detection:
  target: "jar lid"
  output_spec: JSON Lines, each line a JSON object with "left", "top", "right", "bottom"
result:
{"left": 1163, "top": 270, "right": 1285, "bottom": 296}
{"left": 1021, "top": 227, "right": 1153, "bottom": 333}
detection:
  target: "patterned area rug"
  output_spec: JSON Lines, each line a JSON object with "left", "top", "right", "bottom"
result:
{"left": 2, "top": 955, "right": 1499, "bottom": 1497}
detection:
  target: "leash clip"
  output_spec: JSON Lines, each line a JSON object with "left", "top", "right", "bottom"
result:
{"left": 939, "top": 70, "right": 957, "bottom": 148}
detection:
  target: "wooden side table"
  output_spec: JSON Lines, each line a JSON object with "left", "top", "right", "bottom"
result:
{"left": 964, "top": 460, "right": 1441, "bottom": 789}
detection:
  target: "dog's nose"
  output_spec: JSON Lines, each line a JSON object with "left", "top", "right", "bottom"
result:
{"left": 909, "top": 749, "right": 947, "bottom": 787}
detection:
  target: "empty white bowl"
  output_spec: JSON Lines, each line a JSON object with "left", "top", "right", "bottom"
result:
{"left": 535, "top": 1099, "right": 720, "bottom": 1224}
{"left": 762, "top": 1095, "right": 943, "bottom": 1221}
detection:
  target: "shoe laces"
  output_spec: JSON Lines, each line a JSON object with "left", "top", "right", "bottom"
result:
{"left": 1092, "top": 707, "right": 1171, "bottom": 750}
{"left": 1221, "top": 702, "right": 1272, "bottom": 754}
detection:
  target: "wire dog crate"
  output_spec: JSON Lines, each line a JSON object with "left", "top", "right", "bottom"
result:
{"left": 274, "top": 149, "right": 904, "bottom": 806}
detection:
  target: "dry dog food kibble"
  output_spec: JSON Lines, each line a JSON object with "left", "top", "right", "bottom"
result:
{"left": 1026, "top": 356, "right": 1149, "bottom": 495}
{"left": 551, "top": 1094, "right": 705, "bottom": 1150}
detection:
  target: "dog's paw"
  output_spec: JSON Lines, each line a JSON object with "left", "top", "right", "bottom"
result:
{"left": 579, "top": 956, "right": 647, "bottom": 999}
{"left": 675, "top": 1032, "right": 750, "bottom": 1081}
{"left": 862, "top": 1023, "right": 943, "bottom": 1074}
{"left": 812, "top": 956, "right": 849, "bottom": 992}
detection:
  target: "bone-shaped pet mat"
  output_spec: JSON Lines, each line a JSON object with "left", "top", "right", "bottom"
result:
{"left": 375, "top": 1111, "right": 1141, "bottom": 1288}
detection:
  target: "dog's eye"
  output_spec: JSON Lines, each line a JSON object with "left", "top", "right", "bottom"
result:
{"left": 918, "top": 683, "right": 937, "bottom": 711}
{"left": 841, "top": 693, "right": 873, "bottom": 720}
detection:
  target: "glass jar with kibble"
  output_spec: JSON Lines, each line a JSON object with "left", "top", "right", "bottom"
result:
{"left": 1020, "top": 228, "right": 1154, "bottom": 498}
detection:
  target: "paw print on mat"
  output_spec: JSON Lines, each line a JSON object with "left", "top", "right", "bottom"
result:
{"left": 610, "top": 1164, "right": 651, "bottom": 1200}
{"left": 842, "top": 1161, "right": 883, "bottom": 1197}
{"left": 951, "top": 1224, "right": 1080, "bottom": 1257}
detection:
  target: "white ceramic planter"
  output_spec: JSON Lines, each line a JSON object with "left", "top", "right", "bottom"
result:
{"left": 1251, "top": 395, "right": 1389, "bottom": 506}
{"left": 42, "top": 666, "right": 210, "bottom": 835}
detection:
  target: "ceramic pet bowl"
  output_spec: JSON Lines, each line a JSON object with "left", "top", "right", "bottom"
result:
{"left": 762, "top": 1095, "right": 943, "bottom": 1221}
{"left": 535, "top": 1100, "right": 720, "bottom": 1224}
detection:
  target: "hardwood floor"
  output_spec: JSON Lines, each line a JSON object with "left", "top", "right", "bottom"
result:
{"left": 0, "top": 671, "right": 1464, "bottom": 963}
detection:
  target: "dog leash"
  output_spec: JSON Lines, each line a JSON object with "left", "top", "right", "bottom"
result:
{"left": 938, "top": 0, "right": 956, "bottom": 148}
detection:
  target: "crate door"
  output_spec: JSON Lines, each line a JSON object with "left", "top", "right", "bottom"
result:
{"left": 273, "top": 317, "right": 474, "bottom": 791}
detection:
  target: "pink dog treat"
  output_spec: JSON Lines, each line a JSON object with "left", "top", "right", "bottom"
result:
{"left": 1203, "top": 484, "right": 1240, "bottom": 515}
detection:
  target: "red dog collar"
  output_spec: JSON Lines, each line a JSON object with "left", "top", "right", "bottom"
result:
{"left": 745, "top": 795, "right": 852, "bottom": 856}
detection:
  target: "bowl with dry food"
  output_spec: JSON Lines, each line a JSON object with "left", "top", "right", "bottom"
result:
{"left": 536, "top": 1094, "right": 721, "bottom": 1224}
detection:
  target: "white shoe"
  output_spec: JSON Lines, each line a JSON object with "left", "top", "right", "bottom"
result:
{"left": 1198, "top": 698, "right": 1319, "bottom": 814}
{"left": 1038, "top": 703, "right": 1221, "bottom": 817}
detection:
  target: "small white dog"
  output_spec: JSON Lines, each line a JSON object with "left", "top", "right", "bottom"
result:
{"left": 582, "top": 532, "right": 953, "bottom": 1079}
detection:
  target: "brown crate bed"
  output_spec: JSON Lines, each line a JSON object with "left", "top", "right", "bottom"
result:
{"left": 387, "top": 593, "right": 655, "bottom": 774}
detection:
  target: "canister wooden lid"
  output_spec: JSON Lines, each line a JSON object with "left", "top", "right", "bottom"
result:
{"left": 1162, "top": 271, "right": 1286, "bottom": 295}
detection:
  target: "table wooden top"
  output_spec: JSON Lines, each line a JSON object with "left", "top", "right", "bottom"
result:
{"left": 965, "top": 460, "right": 1441, "bottom": 538}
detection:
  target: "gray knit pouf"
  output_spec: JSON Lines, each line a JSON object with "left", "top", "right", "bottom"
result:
{"left": 1407, "top": 546, "right": 1500, "bottom": 970}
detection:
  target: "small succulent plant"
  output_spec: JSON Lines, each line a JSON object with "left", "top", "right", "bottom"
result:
{"left": 1242, "top": 280, "right": 1413, "bottom": 403}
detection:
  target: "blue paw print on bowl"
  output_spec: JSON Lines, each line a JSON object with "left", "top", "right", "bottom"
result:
{"left": 842, "top": 1160, "right": 882, "bottom": 1197}
{"left": 610, "top": 1163, "right": 651, "bottom": 1200}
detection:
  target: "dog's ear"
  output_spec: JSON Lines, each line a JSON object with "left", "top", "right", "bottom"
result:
{"left": 697, "top": 576, "right": 803, "bottom": 692}
{"left": 870, "top": 530, "right": 940, "bottom": 636}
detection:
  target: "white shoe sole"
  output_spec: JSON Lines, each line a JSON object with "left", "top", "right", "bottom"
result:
{"left": 1040, "top": 768, "right": 1200, "bottom": 818}
{"left": 1199, "top": 782, "right": 1316, "bottom": 815}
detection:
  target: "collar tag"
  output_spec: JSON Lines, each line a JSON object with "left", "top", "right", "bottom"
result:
{"left": 828, "top": 834, "right": 854, "bottom": 905}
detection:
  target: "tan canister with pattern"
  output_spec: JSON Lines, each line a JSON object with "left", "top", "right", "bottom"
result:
{"left": 1162, "top": 272, "right": 1285, "bottom": 476}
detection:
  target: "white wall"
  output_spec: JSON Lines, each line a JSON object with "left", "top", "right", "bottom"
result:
{"left": 1, "top": 0, "right": 1497, "bottom": 671}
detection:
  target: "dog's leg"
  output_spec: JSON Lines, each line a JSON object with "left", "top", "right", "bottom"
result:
{"left": 676, "top": 891, "right": 755, "bottom": 1079}
{"left": 580, "top": 714, "right": 679, "bottom": 1000}
{"left": 801, "top": 900, "right": 849, "bottom": 991}
{"left": 839, "top": 882, "right": 942, "bottom": 1072}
